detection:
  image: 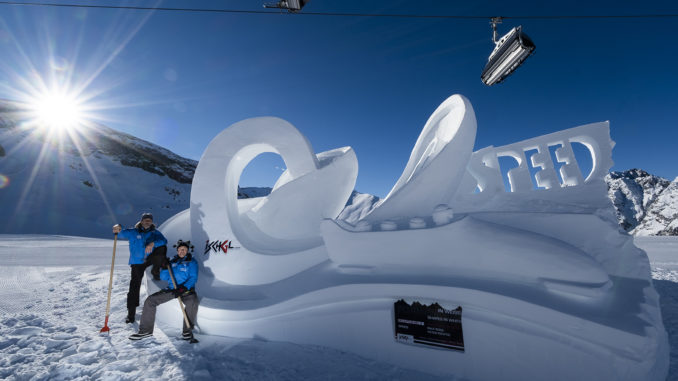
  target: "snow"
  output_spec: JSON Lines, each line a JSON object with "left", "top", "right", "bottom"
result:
{"left": 606, "top": 169, "right": 676, "bottom": 235}
{"left": 0, "top": 119, "right": 195, "bottom": 238}
{"left": 634, "top": 178, "right": 678, "bottom": 236}
{"left": 153, "top": 94, "right": 667, "bottom": 379}
{"left": 335, "top": 191, "right": 380, "bottom": 225}
{"left": 0, "top": 235, "right": 676, "bottom": 380}
{"left": 0, "top": 235, "right": 442, "bottom": 380}
{"left": 1, "top": 94, "right": 672, "bottom": 379}
{"left": 364, "top": 94, "right": 476, "bottom": 221}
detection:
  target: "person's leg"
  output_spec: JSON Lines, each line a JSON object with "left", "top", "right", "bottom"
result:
{"left": 137, "top": 290, "right": 174, "bottom": 334}
{"left": 147, "top": 245, "right": 167, "bottom": 280}
{"left": 181, "top": 293, "right": 199, "bottom": 334}
{"left": 126, "top": 264, "right": 146, "bottom": 321}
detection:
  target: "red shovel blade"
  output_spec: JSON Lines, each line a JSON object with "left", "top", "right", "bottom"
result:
{"left": 100, "top": 316, "right": 110, "bottom": 333}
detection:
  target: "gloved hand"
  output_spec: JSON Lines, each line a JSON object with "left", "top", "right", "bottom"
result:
{"left": 161, "top": 257, "right": 170, "bottom": 269}
{"left": 173, "top": 285, "right": 188, "bottom": 297}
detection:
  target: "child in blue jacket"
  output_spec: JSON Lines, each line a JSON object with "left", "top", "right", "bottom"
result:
{"left": 130, "top": 240, "right": 199, "bottom": 341}
{"left": 113, "top": 212, "right": 168, "bottom": 323}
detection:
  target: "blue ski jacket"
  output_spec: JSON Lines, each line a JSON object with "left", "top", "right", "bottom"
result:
{"left": 117, "top": 224, "right": 167, "bottom": 265}
{"left": 161, "top": 254, "right": 198, "bottom": 290}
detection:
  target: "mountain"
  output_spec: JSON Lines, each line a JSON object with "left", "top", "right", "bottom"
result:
{"left": 336, "top": 190, "right": 380, "bottom": 224}
{"left": 3, "top": 100, "right": 675, "bottom": 237}
{"left": 631, "top": 178, "right": 678, "bottom": 236}
{"left": 605, "top": 169, "right": 678, "bottom": 236}
{"left": 0, "top": 100, "right": 377, "bottom": 238}
{"left": 0, "top": 100, "right": 196, "bottom": 238}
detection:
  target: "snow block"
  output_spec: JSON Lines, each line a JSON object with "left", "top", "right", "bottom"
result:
{"left": 158, "top": 95, "right": 668, "bottom": 380}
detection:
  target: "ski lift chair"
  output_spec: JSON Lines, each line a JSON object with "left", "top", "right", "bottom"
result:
{"left": 481, "top": 18, "right": 536, "bottom": 86}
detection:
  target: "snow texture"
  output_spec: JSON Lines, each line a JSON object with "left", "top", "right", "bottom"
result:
{"left": 1, "top": 235, "right": 677, "bottom": 380}
{"left": 336, "top": 190, "right": 380, "bottom": 224}
{"left": 634, "top": 177, "right": 678, "bottom": 236}
{"left": 0, "top": 235, "right": 444, "bottom": 380}
{"left": 364, "top": 95, "right": 476, "bottom": 221}
{"left": 157, "top": 94, "right": 668, "bottom": 380}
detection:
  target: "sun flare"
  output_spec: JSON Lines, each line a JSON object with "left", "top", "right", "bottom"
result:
{"left": 29, "top": 90, "right": 85, "bottom": 132}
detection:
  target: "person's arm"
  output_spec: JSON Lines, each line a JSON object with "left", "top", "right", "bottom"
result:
{"left": 145, "top": 231, "right": 167, "bottom": 253}
{"left": 153, "top": 231, "right": 168, "bottom": 247}
{"left": 113, "top": 225, "right": 133, "bottom": 240}
{"left": 159, "top": 257, "right": 171, "bottom": 283}
{"left": 145, "top": 230, "right": 167, "bottom": 254}
{"left": 159, "top": 269, "right": 170, "bottom": 283}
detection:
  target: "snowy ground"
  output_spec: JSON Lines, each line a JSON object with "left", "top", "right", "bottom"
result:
{"left": 0, "top": 234, "right": 676, "bottom": 380}
{"left": 637, "top": 236, "right": 678, "bottom": 380}
{"left": 0, "top": 235, "right": 443, "bottom": 380}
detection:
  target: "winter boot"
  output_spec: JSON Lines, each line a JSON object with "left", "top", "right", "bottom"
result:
{"left": 129, "top": 332, "right": 153, "bottom": 341}
{"left": 126, "top": 310, "right": 135, "bottom": 324}
{"left": 182, "top": 331, "right": 193, "bottom": 340}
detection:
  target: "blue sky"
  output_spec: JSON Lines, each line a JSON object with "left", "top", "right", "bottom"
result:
{"left": 0, "top": 0, "right": 676, "bottom": 197}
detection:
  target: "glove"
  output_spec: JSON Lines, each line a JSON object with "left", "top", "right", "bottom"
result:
{"left": 173, "top": 285, "right": 188, "bottom": 297}
{"left": 161, "top": 257, "right": 170, "bottom": 269}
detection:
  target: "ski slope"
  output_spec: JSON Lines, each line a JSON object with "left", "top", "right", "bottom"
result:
{"left": 0, "top": 235, "right": 676, "bottom": 380}
{"left": 0, "top": 235, "right": 444, "bottom": 380}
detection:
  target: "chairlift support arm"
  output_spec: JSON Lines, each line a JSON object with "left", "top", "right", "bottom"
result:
{"left": 491, "top": 17, "right": 503, "bottom": 43}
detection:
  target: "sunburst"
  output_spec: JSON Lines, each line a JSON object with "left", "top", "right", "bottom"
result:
{"left": 28, "top": 89, "right": 86, "bottom": 132}
{"left": 0, "top": 5, "right": 161, "bottom": 231}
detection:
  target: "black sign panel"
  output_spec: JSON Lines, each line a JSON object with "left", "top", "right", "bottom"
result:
{"left": 394, "top": 299, "right": 464, "bottom": 351}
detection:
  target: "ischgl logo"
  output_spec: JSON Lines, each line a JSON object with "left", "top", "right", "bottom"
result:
{"left": 204, "top": 240, "right": 240, "bottom": 255}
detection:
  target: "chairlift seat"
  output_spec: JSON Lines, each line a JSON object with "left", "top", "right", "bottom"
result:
{"left": 481, "top": 26, "right": 535, "bottom": 86}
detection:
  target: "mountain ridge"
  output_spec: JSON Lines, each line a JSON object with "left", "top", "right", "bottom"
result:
{"left": 1, "top": 100, "right": 675, "bottom": 236}
{"left": 606, "top": 169, "right": 678, "bottom": 236}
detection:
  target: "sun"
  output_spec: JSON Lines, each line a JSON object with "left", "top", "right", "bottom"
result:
{"left": 29, "top": 90, "right": 86, "bottom": 132}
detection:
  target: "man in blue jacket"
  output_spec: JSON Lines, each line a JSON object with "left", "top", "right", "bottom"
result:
{"left": 113, "top": 212, "right": 168, "bottom": 323}
{"left": 129, "top": 239, "right": 199, "bottom": 341}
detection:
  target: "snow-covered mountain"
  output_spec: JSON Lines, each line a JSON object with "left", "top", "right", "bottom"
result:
{"left": 0, "top": 100, "right": 196, "bottom": 238}
{"left": 3, "top": 100, "right": 674, "bottom": 237}
{"left": 632, "top": 177, "right": 678, "bottom": 236}
{"left": 0, "top": 100, "right": 376, "bottom": 238}
{"left": 336, "top": 190, "right": 380, "bottom": 224}
{"left": 606, "top": 169, "right": 678, "bottom": 236}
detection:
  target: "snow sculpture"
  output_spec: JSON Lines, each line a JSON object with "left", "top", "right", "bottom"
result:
{"left": 363, "top": 95, "right": 476, "bottom": 222}
{"left": 157, "top": 95, "right": 668, "bottom": 380}
{"left": 179, "top": 116, "right": 357, "bottom": 285}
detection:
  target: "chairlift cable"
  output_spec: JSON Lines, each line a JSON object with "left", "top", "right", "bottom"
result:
{"left": 0, "top": 1, "right": 676, "bottom": 20}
